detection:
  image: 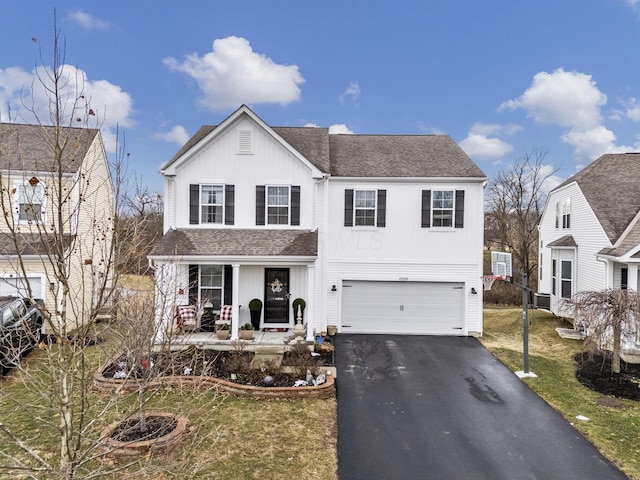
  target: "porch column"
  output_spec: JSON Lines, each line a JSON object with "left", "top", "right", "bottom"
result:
{"left": 231, "top": 264, "right": 241, "bottom": 340}
{"left": 629, "top": 264, "right": 638, "bottom": 291}
{"left": 306, "top": 264, "right": 315, "bottom": 341}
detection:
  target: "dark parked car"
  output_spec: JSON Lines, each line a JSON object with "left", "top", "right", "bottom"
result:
{"left": 0, "top": 296, "right": 44, "bottom": 373}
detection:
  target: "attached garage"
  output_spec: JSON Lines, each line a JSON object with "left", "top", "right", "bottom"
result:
{"left": 0, "top": 276, "right": 44, "bottom": 299}
{"left": 341, "top": 280, "right": 465, "bottom": 335}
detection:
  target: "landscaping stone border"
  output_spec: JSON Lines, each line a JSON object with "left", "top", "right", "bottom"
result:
{"left": 94, "top": 354, "right": 335, "bottom": 400}
{"left": 99, "top": 412, "right": 189, "bottom": 459}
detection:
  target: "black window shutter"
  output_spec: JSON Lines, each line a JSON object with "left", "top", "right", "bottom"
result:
{"left": 455, "top": 190, "right": 465, "bottom": 228}
{"left": 344, "top": 189, "right": 354, "bottom": 226}
{"left": 421, "top": 190, "right": 431, "bottom": 228}
{"left": 189, "top": 184, "right": 199, "bottom": 225}
{"left": 291, "top": 185, "right": 300, "bottom": 226}
{"left": 225, "top": 185, "right": 235, "bottom": 225}
{"left": 224, "top": 265, "right": 233, "bottom": 305}
{"left": 256, "top": 185, "right": 266, "bottom": 225}
{"left": 377, "top": 189, "right": 386, "bottom": 227}
{"left": 188, "top": 265, "right": 198, "bottom": 305}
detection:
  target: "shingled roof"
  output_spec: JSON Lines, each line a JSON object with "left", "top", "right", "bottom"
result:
{"left": 554, "top": 153, "right": 640, "bottom": 244}
{"left": 161, "top": 110, "right": 485, "bottom": 179}
{"left": 149, "top": 229, "right": 318, "bottom": 258}
{"left": 0, "top": 233, "right": 75, "bottom": 256}
{"left": 0, "top": 123, "right": 99, "bottom": 173}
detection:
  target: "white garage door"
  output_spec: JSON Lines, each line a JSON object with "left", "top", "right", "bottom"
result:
{"left": 0, "top": 276, "right": 44, "bottom": 299}
{"left": 341, "top": 280, "right": 465, "bottom": 335}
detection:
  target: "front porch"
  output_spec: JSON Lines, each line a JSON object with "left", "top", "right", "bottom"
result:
{"left": 166, "top": 329, "right": 301, "bottom": 351}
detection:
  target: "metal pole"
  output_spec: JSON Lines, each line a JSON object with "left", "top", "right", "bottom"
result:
{"left": 522, "top": 272, "right": 529, "bottom": 374}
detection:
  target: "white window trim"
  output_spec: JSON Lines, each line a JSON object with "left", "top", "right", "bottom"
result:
{"left": 200, "top": 184, "right": 225, "bottom": 225}
{"left": 431, "top": 190, "right": 455, "bottom": 228}
{"left": 562, "top": 198, "right": 571, "bottom": 229}
{"left": 353, "top": 189, "right": 377, "bottom": 227}
{"left": 560, "top": 259, "right": 573, "bottom": 299}
{"left": 266, "top": 185, "right": 291, "bottom": 226}
{"left": 14, "top": 179, "right": 47, "bottom": 225}
{"left": 199, "top": 265, "right": 224, "bottom": 310}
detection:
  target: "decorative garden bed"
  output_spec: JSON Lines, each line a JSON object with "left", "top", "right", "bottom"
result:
{"left": 94, "top": 346, "right": 335, "bottom": 400}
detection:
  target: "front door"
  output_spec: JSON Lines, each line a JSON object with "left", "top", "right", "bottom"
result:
{"left": 264, "top": 268, "right": 290, "bottom": 325}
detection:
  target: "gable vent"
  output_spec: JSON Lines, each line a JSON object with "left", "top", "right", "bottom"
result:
{"left": 238, "top": 129, "right": 254, "bottom": 154}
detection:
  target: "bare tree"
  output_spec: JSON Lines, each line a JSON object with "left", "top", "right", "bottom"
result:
{"left": 485, "top": 149, "right": 557, "bottom": 297}
{"left": 565, "top": 289, "right": 640, "bottom": 374}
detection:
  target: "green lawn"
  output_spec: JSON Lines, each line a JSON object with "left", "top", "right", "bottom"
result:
{"left": 481, "top": 307, "right": 640, "bottom": 480}
{"left": 0, "top": 329, "right": 337, "bottom": 479}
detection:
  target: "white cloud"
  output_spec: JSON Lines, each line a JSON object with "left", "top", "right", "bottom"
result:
{"left": 460, "top": 133, "right": 513, "bottom": 159}
{"left": 459, "top": 122, "right": 519, "bottom": 159}
{"left": 0, "top": 64, "right": 134, "bottom": 153}
{"left": 500, "top": 68, "right": 606, "bottom": 129}
{"left": 163, "top": 36, "right": 304, "bottom": 111}
{"left": 339, "top": 82, "right": 360, "bottom": 106}
{"left": 622, "top": 97, "right": 640, "bottom": 121}
{"left": 154, "top": 125, "right": 190, "bottom": 146}
{"left": 501, "top": 68, "right": 638, "bottom": 163}
{"left": 328, "top": 124, "right": 354, "bottom": 134}
{"left": 68, "top": 11, "right": 111, "bottom": 31}
{"left": 303, "top": 122, "right": 320, "bottom": 128}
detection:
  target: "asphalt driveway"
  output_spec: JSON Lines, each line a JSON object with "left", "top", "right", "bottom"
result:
{"left": 334, "top": 335, "right": 627, "bottom": 480}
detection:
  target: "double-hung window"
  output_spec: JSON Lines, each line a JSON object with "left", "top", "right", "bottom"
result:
{"left": 354, "top": 190, "right": 376, "bottom": 226}
{"left": 201, "top": 185, "right": 224, "bottom": 224}
{"left": 17, "top": 178, "right": 45, "bottom": 222}
{"left": 561, "top": 260, "right": 572, "bottom": 298}
{"left": 190, "top": 184, "right": 234, "bottom": 225}
{"left": 267, "top": 186, "right": 290, "bottom": 225}
{"left": 432, "top": 190, "right": 454, "bottom": 227}
{"left": 200, "top": 265, "right": 223, "bottom": 309}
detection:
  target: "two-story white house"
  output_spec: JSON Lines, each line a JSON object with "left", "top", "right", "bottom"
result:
{"left": 538, "top": 153, "right": 640, "bottom": 355}
{"left": 149, "top": 105, "right": 487, "bottom": 342}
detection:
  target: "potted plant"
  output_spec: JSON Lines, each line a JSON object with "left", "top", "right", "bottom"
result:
{"left": 240, "top": 322, "right": 255, "bottom": 340}
{"left": 215, "top": 323, "right": 230, "bottom": 340}
{"left": 249, "top": 298, "right": 262, "bottom": 330}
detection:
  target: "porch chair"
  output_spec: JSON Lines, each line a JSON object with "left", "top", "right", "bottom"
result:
{"left": 175, "top": 305, "right": 201, "bottom": 332}
{"left": 214, "top": 305, "right": 233, "bottom": 332}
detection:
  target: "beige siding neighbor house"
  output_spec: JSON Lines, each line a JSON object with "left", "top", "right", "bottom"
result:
{"left": 0, "top": 123, "right": 114, "bottom": 333}
{"left": 149, "top": 105, "right": 487, "bottom": 343}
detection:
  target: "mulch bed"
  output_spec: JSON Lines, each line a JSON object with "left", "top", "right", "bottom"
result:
{"left": 110, "top": 415, "right": 178, "bottom": 443}
{"left": 102, "top": 347, "right": 328, "bottom": 388}
{"left": 574, "top": 351, "right": 640, "bottom": 401}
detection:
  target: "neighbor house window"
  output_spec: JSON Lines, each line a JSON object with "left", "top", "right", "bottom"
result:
{"left": 562, "top": 198, "right": 571, "bottom": 229}
{"left": 267, "top": 186, "right": 290, "bottom": 225}
{"left": 552, "top": 259, "right": 557, "bottom": 296}
{"left": 561, "top": 260, "right": 572, "bottom": 298}
{"left": 354, "top": 190, "right": 376, "bottom": 226}
{"left": 200, "top": 265, "right": 223, "bottom": 309}
{"left": 432, "top": 190, "right": 454, "bottom": 227}
{"left": 200, "top": 185, "right": 224, "bottom": 224}
{"left": 17, "top": 178, "right": 45, "bottom": 222}
{"left": 621, "top": 267, "right": 628, "bottom": 290}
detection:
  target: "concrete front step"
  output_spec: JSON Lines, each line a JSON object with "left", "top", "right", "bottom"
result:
{"left": 250, "top": 353, "right": 283, "bottom": 369}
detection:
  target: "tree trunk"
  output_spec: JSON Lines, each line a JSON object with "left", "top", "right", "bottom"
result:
{"left": 612, "top": 321, "right": 622, "bottom": 374}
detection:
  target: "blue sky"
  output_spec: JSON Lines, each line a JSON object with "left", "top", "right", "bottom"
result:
{"left": 2, "top": 1, "right": 640, "bottom": 193}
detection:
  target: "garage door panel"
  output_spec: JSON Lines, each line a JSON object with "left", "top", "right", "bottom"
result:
{"left": 342, "top": 281, "right": 464, "bottom": 335}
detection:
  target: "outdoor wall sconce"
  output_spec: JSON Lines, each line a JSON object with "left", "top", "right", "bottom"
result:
{"left": 331, "top": 285, "right": 337, "bottom": 292}
{"left": 471, "top": 287, "right": 477, "bottom": 295}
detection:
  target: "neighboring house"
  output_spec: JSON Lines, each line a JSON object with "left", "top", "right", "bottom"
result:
{"left": 538, "top": 153, "right": 640, "bottom": 354}
{"left": 149, "top": 105, "right": 487, "bottom": 342}
{"left": 0, "top": 123, "right": 114, "bottom": 332}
